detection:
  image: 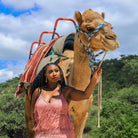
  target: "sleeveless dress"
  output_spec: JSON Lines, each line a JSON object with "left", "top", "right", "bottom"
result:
{"left": 33, "top": 94, "right": 75, "bottom": 138}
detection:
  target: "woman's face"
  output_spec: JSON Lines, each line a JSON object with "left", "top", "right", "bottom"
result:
{"left": 45, "top": 64, "right": 61, "bottom": 83}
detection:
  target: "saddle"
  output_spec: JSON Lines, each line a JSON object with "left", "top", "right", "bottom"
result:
{"left": 15, "top": 34, "right": 74, "bottom": 96}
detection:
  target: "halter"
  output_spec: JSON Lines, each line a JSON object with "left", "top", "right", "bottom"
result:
{"left": 76, "top": 23, "right": 108, "bottom": 128}
{"left": 75, "top": 23, "right": 107, "bottom": 73}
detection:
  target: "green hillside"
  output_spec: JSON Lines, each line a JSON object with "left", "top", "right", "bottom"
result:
{"left": 0, "top": 55, "right": 138, "bottom": 138}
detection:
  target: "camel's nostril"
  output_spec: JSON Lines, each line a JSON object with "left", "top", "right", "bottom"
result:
{"left": 106, "top": 34, "right": 117, "bottom": 40}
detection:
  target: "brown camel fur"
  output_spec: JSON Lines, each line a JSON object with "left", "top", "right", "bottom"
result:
{"left": 16, "top": 9, "right": 120, "bottom": 138}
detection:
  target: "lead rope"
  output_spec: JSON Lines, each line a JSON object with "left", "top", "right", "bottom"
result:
{"left": 97, "top": 51, "right": 107, "bottom": 128}
{"left": 75, "top": 23, "right": 108, "bottom": 128}
{"left": 97, "top": 74, "right": 102, "bottom": 128}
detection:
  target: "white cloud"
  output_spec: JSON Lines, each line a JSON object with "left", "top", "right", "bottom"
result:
{"left": 0, "top": 59, "right": 27, "bottom": 83}
{"left": 1, "top": 0, "right": 35, "bottom": 10}
{"left": 0, "top": 69, "right": 14, "bottom": 83}
{"left": 0, "top": 13, "right": 56, "bottom": 60}
{"left": 0, "top": 33, "right": 29, "bottom": 59}
{"left": 0, "top": 0, "right": 138, "bottom": 83}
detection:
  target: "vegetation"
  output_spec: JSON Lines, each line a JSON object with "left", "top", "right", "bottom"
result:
{"left": 0, "top": 55, "right": 138, "bottom": 138}
{"left": 84, "top": 55, "right": 138, "bottom": 138}
{"left": 0, "top": 77, "right": 27, "bottom": 138}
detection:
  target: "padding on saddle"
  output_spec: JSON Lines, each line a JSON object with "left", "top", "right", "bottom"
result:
{"left": 15, "top": 38, "right": 58, "bottom": 96}
{"left": 15, "top": 33, "right": 75, "bottom": 96}
{"left": 37, "top": 33, "right": 75, "bottom": 74}
{"left": 63, "top": 33, "right": 74, "bottom": 51}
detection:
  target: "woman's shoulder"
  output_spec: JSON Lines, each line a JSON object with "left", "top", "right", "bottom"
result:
{"left": 62, "top": 86, "right": 75, "bottom": 91}
{"left": 31, "top": 88, "right": 41, "bottom": 110}
{"left": 34, "top": 87, "right": 42, "bottom": 93}
{"left": 32, "top": 88, "right": 41, "bottom": 98}
{"left": 61, "top": 86, "right": 74, "bottom": 97}
{"left": 62, "top": 86, "right": 70, "bottom": 92}
{"left": 61, "top": 86, "right": 71, "bottom": 103}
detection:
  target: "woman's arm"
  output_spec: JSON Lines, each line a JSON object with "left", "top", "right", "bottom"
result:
{"left": 31, "top": 88, "right": 40, "bottom": 115}
{"left": 65, "top": 67, "right": 102, "bottom": 101}
{"left": 31, "top": 88, "right": 40, "bottom": 126}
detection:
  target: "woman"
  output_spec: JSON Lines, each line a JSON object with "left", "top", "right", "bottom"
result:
{"left": 31, "top": 63, "right": 102, "bottom": 138}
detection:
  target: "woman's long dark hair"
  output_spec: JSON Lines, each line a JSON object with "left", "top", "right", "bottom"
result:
{"left": 30, "top": 63, "right": 66, "bottom": 101}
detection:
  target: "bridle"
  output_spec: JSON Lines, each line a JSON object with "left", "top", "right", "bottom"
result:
{"left": 75, "top": 23, "right": 108, "bottom": 73}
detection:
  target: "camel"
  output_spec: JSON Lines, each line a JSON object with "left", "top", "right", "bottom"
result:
{"left": 61, "top": 9, "right": 120, "bottom": 138}
{"left": 15, "top": 9, "right": 120, "bottom": 138}
{"left": 57, "top": 9, "right": 120, "bottom": 138}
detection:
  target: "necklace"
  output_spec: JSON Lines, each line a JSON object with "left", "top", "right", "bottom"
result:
{"left": 41, "top": 84, "right": 61, "bottom": 103}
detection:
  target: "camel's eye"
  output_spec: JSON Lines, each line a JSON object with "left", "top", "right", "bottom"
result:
{"left": 111, "top": 26, "right": 114, "bottom": 29}
{"left": 87, "top": 27, "right": 95, "bottom": 32}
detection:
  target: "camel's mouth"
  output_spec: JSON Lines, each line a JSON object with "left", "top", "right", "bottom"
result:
{"left": 91, "top": 35, "right": 120, "bottom": 52}
{"left": 103, "top": 39, "right": 120, "bottom": 51}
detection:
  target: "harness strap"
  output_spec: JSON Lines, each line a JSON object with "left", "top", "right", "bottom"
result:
{"left": 75, "top": 23, "right": 107, "bottom": 73}
{"left": 50, "top": 49, "right": 73, "bottom": 61}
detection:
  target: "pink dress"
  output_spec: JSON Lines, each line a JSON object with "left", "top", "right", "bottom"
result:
{"left": 33, "top": 94, "right": 75, "bottom": 138}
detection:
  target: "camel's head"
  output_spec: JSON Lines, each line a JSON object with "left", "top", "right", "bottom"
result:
{"left": 74, "top": 9, "right": 120, "bottom": 51}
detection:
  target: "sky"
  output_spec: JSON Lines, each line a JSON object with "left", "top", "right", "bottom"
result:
{"left": 0, "top": 0, "right": 138, "bottom": 83}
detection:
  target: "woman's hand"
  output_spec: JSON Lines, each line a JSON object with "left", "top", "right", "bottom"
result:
{"left": 92, "top": 67, "right": 102, "bottom": 80}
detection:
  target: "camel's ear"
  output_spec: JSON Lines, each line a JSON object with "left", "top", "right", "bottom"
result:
{"left": 74, "top": 11, "right": 82, "bottom": 26}
{"left": 101, "top": 12, "right": 105, "bottom": 19}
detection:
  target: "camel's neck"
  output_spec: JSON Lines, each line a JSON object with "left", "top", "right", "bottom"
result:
{"left": 69, "top": 34, "right": 91, "bottom": 90}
